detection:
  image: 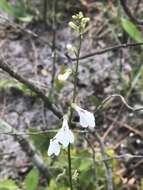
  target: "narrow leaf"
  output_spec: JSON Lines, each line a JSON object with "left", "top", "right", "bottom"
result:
{"left": 121, "top": 18, "right": 143, "bottom": 42}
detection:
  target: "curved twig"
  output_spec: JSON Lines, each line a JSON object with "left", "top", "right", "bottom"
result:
{"left": 96, "top": 94, "right": 143, "bottom": 112}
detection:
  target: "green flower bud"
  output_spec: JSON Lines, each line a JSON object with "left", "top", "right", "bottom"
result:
{"left": 68, "top": 21, "right": 79, "bottom": 31}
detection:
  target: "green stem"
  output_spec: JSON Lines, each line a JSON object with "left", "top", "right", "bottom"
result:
{"left": 43, "top": 0, "right": 48, "bottom": 26}
{"left": 72, "top": 35, "right": 82, "bottom": 103}
{"left": 67, "top": 34, "right": 82, "bottom": 190}
{"left": 68, "top": 144, "right": 73, "bottom": 190}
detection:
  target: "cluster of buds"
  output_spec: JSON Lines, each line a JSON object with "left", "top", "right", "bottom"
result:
{"left": 69, "top": 12, "right": 90, "bottom": 36}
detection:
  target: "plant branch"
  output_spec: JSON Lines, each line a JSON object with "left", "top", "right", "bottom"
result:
{"left": 0, "top": 57, "right": 62, "bottom": 119}
{"left": 134, "top": 0, "right": 142, "bottom": 13}
{"left": 0, "top": 119, "right": 51, "bottom": 181}
{"left": 69, "top": 42, "right": 143, "bottom": 61}
{"left": 15, "top": 134, "right": 51, "bottom": 181}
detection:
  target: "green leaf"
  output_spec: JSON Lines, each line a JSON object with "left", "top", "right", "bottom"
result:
{"left": 0, "top": 0, "right": 16, "bottom": 17}
{"left": 0, "top": 79, "right": 36, "bottom": 96}
{"left": 24, "top": 168, "right": 39, "bottom": 190}
{"left": 0, "top": 0, "right": 33, "bottom": 22}
{"left": 121, "top": 18, "right": 143, "bottom": 42}
{"left": 0, "top": 179, "right": 18, "bottom": 190}
{"left": 18, "top": 15, "right": 33, "bottom": 22}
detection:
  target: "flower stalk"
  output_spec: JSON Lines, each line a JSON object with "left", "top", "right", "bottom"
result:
{"left": 47, "top": 12, "right": 90, "bottom": 190}
{"left": 72, "top": 34, "right": 82, "bottom": 103}
{"left": 67, "top": 13, "right": 90, "bottom": 190}
{"left": 67, "top": 33, "right": 82, "bottom": 190}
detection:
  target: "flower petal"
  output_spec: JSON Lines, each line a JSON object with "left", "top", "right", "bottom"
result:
{"left": 48, "top": 139, "right": 60, "bottom": 156}
{"left": 82, "top": 110, "right": 95, "bottom": 128}
{"left": 79, "top": 111, "right": 89, "bottom": 128}
{"left": 55, "top": 115, "right": 74, "bottom": 148}
{"left": 55, "top": 130, "right": 69, "bottom": 147}
{"left": 72, "top": 104, "right": 95, "bottom": 129}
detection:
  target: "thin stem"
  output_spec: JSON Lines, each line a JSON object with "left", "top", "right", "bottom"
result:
{"left": 67, "top": 34, "right": 83, "bottom": 190}
{"left": 43, "top": 0, "right": 48, "bottom": 26}
{"left": 68, "top": 144, "right": 73, "bottom": 190}
{"left": 70, "top": 42, "right": 143, "bottom": 61}
{"left": 94, "top": 132, "right": 113, "bottom": 190}
{"left": 72, "top": 35, "right": 82, "bottom": 103}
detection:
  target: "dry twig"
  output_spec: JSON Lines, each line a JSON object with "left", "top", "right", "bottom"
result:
{"left": 69, "top": 42, "right": 143, "bottom": 61}
{"left": 0, "top": 57, "right": 62, "bottom": 119}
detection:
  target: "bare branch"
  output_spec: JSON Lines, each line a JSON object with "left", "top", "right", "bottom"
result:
{"left": 0, "top": 119, "right": 51, "bottom": 181}
{"left": 15, "top": 134, "right": 51, "bottom": 181}
{"left": 70, "top": 42, "right": 143, "bottom": 61}
{"left": 0, "top": 57, "right": 62, "bottom": 119}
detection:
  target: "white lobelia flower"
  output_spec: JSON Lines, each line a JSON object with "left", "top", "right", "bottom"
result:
{"left": 48, "top": 139, "right": 60, "bottom": 156}
{"left": 72, "top": 103, "right": 95, "bottom": 130}
{"left": 58, "top": 69, "right": 72, "bottom": 82}
{"left": 55, "top": 115, "right": 74, "bottom": 148}
{"left": 48, "top": 115, "right": 74, "bottom": 156}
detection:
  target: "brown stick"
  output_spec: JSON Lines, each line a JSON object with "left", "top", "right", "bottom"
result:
{"left": 70, "top": 42, "right": 143, "bottom": 61}
{"left": 14, "top": 134, "right": 51, "bottom": 181}
{"left": 0, "top": 57, "right": 62, "bottom": 119}
{"left": 0, "top": 119, "right": 51, "bottom": 181}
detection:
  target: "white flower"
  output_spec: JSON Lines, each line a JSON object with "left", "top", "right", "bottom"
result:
{"left": 48, "top": 139, "right": 60, "bottom": 156}
{"left": 58, "top": 69, "right": 72, "bottom": 82}
{"left": 55, "top": 115, "right": 74, "bottom": 148}
{"left": 72, "top": 103, "right": 95, "bottom": 130}
{"left": 48, "top": 115, "right": 74, "bottom": 156}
